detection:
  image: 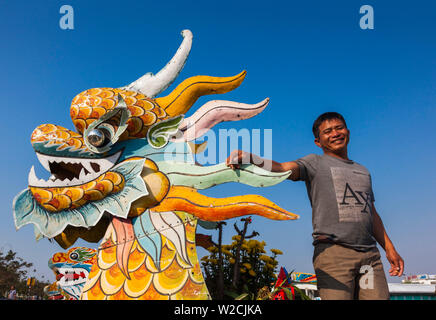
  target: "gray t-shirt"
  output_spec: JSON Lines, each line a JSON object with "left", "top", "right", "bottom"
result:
{"left": 296, "top": 153, "right": 377, "bottom": 251}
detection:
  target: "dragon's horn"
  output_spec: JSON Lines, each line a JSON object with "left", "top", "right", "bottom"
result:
{"left": 155, "top": 71, "right": 246, "bottom": 117}
{"left": 121, "top": 29, "right": 193, "bottom": 98}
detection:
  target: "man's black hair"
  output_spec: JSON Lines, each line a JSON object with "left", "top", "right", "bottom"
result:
{"left": 312, "top": 112, "right": 347, "bottom": 138}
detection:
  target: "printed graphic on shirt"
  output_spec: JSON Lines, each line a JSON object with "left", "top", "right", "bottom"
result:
{"left": 330, "top": 167, "right": 374, "bottom": 222}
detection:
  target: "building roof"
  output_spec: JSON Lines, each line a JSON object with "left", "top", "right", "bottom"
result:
{"left": 294, "top": 283, "right": 318, "bottom": 291}
{"left": 388, "top": 283, "right": 436, "bottom": 294}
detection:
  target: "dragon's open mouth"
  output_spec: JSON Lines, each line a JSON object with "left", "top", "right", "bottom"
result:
{"left": 28, "top": 150, "right": 122, "bottom": 188}
{"left": 54, "top": 267, "right": 90, "bottom": 286}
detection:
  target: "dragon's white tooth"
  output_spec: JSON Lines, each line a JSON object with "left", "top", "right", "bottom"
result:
{"left": 28, "top": 166, "right": 56, "bottom": 187}
{"left": 29, "top": 150, "right": 122, "bottom": 188}
{"left": 78, "top": 168, "right": 87, "bottom": 180}
{"left": 60, "top": 157, "right": 71, "bottom": 164}
{"left": 28, "top": 166, "right": 39, "bottom": 185}
{"left": 69, "top": 177, "right": 81, "bottom": 186}
{"left": 36, "top": 153, "right": 51, "bottom": 172}
{"left": 81, "top": 160, "right": 94, "bottom": 174}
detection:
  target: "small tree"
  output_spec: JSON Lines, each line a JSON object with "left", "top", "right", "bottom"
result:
{"left": 231, "top": 217, "right": 259, "bottom": 291}
{"left": 0, "top": 250, "right": 32, "bottom": 296}
{"left": 0, "top": 250, "right": 49, "bottom": 299}
{"left": 201, "top": 217, "right": 283, "bottom": 299}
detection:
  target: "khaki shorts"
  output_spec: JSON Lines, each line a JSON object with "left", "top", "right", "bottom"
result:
{"left": 313, "top": 243, "right": 390, "bottom": 300}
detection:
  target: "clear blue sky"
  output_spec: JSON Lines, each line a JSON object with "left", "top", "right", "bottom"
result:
{"left": 0, "top": 0, "right": 435, "bottom": 284}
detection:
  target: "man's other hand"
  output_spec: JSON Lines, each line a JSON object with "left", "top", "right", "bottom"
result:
{"left": 386, "top": 246, "right": 404, "bottom": 277}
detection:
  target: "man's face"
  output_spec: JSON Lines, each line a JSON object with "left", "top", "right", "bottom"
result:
{"left": 314, "top": 118, "right": 350, "bottom": 154}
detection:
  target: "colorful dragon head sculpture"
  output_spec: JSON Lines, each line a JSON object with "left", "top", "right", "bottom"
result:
{"left": 13, "top": 30, "right": 298, "bottom": 299}
{"left": 45, "top": 247, "right": 96, "bottom": 300}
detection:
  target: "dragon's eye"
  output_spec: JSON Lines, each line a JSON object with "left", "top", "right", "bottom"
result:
{"left": 69, "top": 252, "right": 79, "bottom": 260}
{"left": 87, "top": 128, "right": 110, "bottom": 147}
{"left": 83, "top": 94, "right": 130, "bottom": 153}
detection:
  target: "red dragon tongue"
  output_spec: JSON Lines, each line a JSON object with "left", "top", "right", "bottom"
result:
{"left": 111, "top": 216, "right": 135, "bottom": 280}
{"left": 65, "top": 272, "right": 74, "bottom": 280}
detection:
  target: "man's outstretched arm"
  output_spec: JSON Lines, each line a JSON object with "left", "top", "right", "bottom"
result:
{"left": 225, "top": 149, "right": 300, "bottom": 181}
{"left": 372, "top": 203, "right": 404, "bottom": 277}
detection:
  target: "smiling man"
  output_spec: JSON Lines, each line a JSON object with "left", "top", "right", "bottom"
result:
{"left": 226, "top": 112, "right": 404, "bottom": 300}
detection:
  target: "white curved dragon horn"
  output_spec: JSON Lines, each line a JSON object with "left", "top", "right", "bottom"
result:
{"left": 122, "top": 29, "right": 193, "bottom": 98}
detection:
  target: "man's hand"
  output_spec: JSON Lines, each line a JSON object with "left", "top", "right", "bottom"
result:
{"left": 386, "top": 245, "right": 404, "bottom": 277}
{"left": 226, "top": 149, "right": 300, "bottom": 180}
{"left": 226, "top": 150, "right": 251, "bottom": 170}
